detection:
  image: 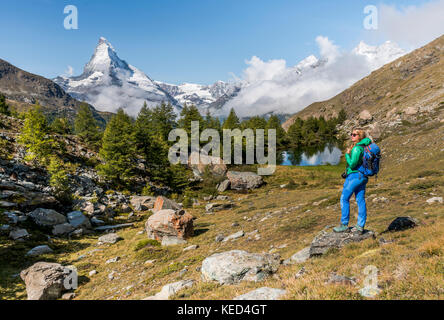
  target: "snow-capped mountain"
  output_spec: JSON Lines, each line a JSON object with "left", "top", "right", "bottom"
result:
{"left": 54, "top": 37, "right": 181, "bottom": 116}
{"left": 54, "top": 37, "right": 239, "bottom": 116}
{"left": 353, "top": 40, "right": 406, "bottom": 69}
{"left": 155, "top": 80, "right": 240, "bottom": 114}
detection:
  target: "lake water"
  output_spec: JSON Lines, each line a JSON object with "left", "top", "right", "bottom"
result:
{"left": 279, "top": 143, "right": 343, "bottom": 166}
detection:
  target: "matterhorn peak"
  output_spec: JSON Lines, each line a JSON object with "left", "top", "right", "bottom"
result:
{"left": 83, "top": 37, "right": 128, "bottom": 75}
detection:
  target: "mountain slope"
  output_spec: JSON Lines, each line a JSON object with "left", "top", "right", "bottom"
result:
{"left": 283, "top": 35, "right": 444, "bottom": 131}
{"left": 0, "top": 58, "right": 106, "bottom": 124}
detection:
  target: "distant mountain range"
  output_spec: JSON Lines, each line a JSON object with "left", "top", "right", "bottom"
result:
{"left": 53, "top": 37, "right": 240, "bottom": 116}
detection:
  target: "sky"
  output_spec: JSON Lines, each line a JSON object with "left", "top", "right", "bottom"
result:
{"left": 1, "top": 0, "right": 443, "bottom": 86}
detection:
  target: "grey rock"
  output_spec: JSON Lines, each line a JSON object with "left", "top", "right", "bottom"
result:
{"left": 161, "top": 236, "right": 187, "bottom": 246}
{"left": 98, "top": 233, "right": 122, "bottom": 244}
{"left": 20, "top": 262, "right": 67, "bottom": 300}
{"left": 216, "top": 195, "right": 230, "bottom": 201}
{"left": 106, "top": 257, "right": 120, "bottom": 264}
{"left": 67, "top": 211, "right": 91, "bottom": 229}
{"left": 201, "top": 250, "right": 280, "bottom": 284}
{"left": 61, "top": 292, "right": 76, "bottom": 300}
{"left": 426, "top": 196, "right": 443, "bottom": 204}
{"left": 90, "top": 216, "right": 105, "bottom": 226}
{"left": 0, "top": 200, "right": 17, "bottom": 208}
{"left": 234, "top": 287, "right": 287, "bottom": 300}
{"left": 94, "top": 223, "right": 134, "bottom": 231}
{"left": 183, "top": 245, "right": 199, "bottom": 251}
{"left": 387, "top": 217, "right": 417, "bottom": 232}
{"left": 205, "top": 202, "right": 234, "bottom": 213}
{"left": 226, "top": 171, "right": 264, "bottom": 190}
{"left": 217, "top": 180, "right": 231, "bottom": 193}
{"left": 222, "top": 230, "right": 244, "bottom": 242}
{"left": 89, "top": 270, "right": 97, "bottom": 276}
{"left": 28, "top": 208, "right": 67, "bottom": 227}
{"left": 9, "top": 228, "right": 29, "bottom": 240}
{"left": 289, "top": 247, "right": 311, "bottom": 263}
{"left": 327, "top": 272, "right": 356, "bottom": 286}
{"left": 52, "top": 223, "right": 75, "bottom": 236}
{"left": 215, "top": 234, "right": 225, "bottom": 242}
{"left": 310, "top": 228, "right": 376, "bottom": 256}
{"left": 143, "top": 280, "right": 195, "bottom": 300}
{"left": 26, "top": 245, "right": 53, "bottom": 256}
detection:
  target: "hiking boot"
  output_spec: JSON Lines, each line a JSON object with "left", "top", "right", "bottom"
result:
{"left": 353, "top": 225, "right": 364, "bottom": 234}
{"left": 333, "top": 224, "right": 349, "bottom": 233}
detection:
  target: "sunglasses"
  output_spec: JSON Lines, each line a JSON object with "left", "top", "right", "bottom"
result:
{"left": 350, "top": 133, "right": 358, "bottom": 137}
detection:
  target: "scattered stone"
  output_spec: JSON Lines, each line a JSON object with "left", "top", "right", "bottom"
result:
{"left": 9, "top": 228, "right": 29, "bottom": 240}
{"left": 294, "top": 267, "right": 306, "bottom": 279}
{"left": 426, "top": 197, "right": 443, "bottom": 204}
{"left": 217, "top": 179, "right": 231, "bottom": 192}
{"left": 143, "top": 280, "right": 195, "bottom": 300}
{"left": 327, "top": 272, "right": 356, "bottom": 286}
{"left": 216, "top": 195, "right": 230, "bottom": 201}
{"left": 67, "top": 211, "right": 91, "bottom": 229}
{"left": 205, "top": 202, "right": 234, "bottom": 213}
{"left": 215, "top": 234, "right": 225, "bottom": 242}
{"left": 108, "top": 271, "right": 118, "bottom": 281}
{"left": 289, "top": 247, "right": 311, "bottom": 263}
{"left": 106, "top": 257, "right": 120, "bottom": 264}
{"left": 153, "top": 196, "right": 181, "bottom": 213}
{"left": 234, "top": 287, "right": 287, "bottom": 300}
{"left": 313, "top": 199, "right": 328, "bottom": 206}
{"left": 201, "top": 250, "right": 280, "bottom": 284}
{"left": 0, "top": 200, "right": 17, "bottom": 208}
{"left": 203, "top": 195, "right": 213, "bottom": 201}
{"left": 359, "top": 110, "right": 373, "bottom": 124}
{"left": 94, "top": 223, "right": 134, "bottom": 231}
{"left": 183, "top": 245, "right": 199, "bottom": 251}
{"left": 52, "top": 223, "right": 75, "bottom": 236}
{"left": 28, "top": 208, "right": 67, "bottom": 227}
{"left": 404, "top": 106, "right": 419, "bottom": 115}
{"left": 145, "top": 209, "right": 193, "bottom": 244}
{"left": 387, "top": 217, "right": 417, "bottom": 232}
{"left": 378, "top": 237, "right": 395, "bottom": 245}
{"left": 222, "top": 230, "right": 244, "bottom": 242}
{"left": 226, "top": 171, "right": 264, "bottom": 190}
{"left": 188, "top": 151, "right": 227, "bottom": 179}
{"left": 61, "top": 292, "right": 76, "bottom": 300}
{"left": 309, "top": 228, "right": 376, "bottom": 256}
{"left": 231, "top": 222, "right": 240, "bottom": 227}
{"left": 89, "top": 270, "right": 97, "bottom": 276}
{"left": 372, "top": 197, "right": 389, "bottom": 204}
{"left": 26, "top": 245, "right": 53, "bottom": 256}
{"left": 91, "top": 216, "right": 105, "bottom": 226}
{"left": 20, "top": 262, "right": 67, "bottom": 300}
{"left": 130, "top": 196, "right": 155, "bottom": 211}
{"left": 98, "top": 233, "right": 122, "bottom": 244}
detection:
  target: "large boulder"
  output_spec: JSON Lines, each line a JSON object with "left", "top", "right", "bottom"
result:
{"left": 188, "top": 151, "right": 227, "bottom": 179}
{"left": 226, "top": 171, "right": 264, "bottom": 190}
{"left": 205, "top": 202, "right": 234, "bottom": 213}
{"left": 20, "top": 262, "right": 67, "bottom": 300}
{"left": 201, "top": 250, "right": 280, "bottom": 284}
{"left": 153, "top": 196, "right": 181, "bottom": 213}
{"left": 234, "top": 287, "right": 287, "bottom": 300}
{"left": 217, "top": 179, "right": 231, "bottom": 192}
{"left": 309, "top": 228, "right": 375, "bottom": 256}
{"left": 28, "top": 208, "right": 66, "bottom": 227}
{"left": 52, "top": 223, "right": 75, "bottom": 236}
{"left": 26, "top": 245, "right": 54, "bottom": 257}
{"left": 359, "top": 110, "right": 373, "bottom": 124}
{"left": 145, "top": 209, "right": 194, "bottom": 244}
{"left": 130, "top": 196, "right": 156, "bottom": 211}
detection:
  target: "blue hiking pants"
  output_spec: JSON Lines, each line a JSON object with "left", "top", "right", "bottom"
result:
{"left": 340, "top": 172, "right": 368, "bottom": 228}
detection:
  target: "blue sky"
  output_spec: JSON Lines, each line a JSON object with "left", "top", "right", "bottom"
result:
{"left": 0, "top": 0, "right": 441, "bottom": 84}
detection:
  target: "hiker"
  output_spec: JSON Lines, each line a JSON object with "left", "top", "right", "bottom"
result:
{"left": 334, "top": 128, "right": 373, "bottom": 233}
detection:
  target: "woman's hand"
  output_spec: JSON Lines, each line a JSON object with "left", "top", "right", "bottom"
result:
{"left": 346, "top": 147, "right": 352, "bottom": 154}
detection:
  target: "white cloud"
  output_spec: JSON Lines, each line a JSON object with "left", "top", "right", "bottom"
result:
{"left": 64, "top": 65, "right": 74, "bottom": 77}
{"left": 223, "top": 36, "right": 405, "bottom": 118}
{"left": 378, "top": 0, "right": 444, "bottom": 48}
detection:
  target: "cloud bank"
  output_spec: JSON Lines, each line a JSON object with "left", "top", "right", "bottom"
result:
{"left": 223, "top": 36, "right": 405, "bottom": 117}
{"left": 378, "top": 0, "right": 444, "bottom": 49}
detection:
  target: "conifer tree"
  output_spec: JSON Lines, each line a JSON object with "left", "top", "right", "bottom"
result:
{"left": 222, "top": 108, "right": 240, "bottom": 130}
{"left": 51, "top": 117, "right": 72, "bottom": 135}
{"left": 0, "top": 94, "right": 11, "bottom": 116}
{"left": 97, "top": 108, "right": 137, "bottom": 186}
{"left": 74, "top": 104, "right": 101, "bottom": 147}
{"left": 266, "top": 115, "right": 286, "bottom": 146}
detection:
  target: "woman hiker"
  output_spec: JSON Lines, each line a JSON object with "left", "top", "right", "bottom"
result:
{"left": 334, "top": 128, "right": 372, "bottom": 234}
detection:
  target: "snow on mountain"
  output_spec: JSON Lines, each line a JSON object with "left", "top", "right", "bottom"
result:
{"left": 54, "top": 37, "right": 180, "bottom": 116}
{"left": 222, "top": 37, "right": 406, "bottom": 117}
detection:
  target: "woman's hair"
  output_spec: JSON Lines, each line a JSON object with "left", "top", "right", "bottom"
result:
{"left": 350, "top": 127, "right": 367, "bottom": 149}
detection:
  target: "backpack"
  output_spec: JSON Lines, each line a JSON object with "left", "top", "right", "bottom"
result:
{"left": 358, "top": 143, "right": 381, "bottom": 177}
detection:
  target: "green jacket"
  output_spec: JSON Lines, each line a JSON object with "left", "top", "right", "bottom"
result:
{"left": 345, "top": 137, "right": 372, "bottom": 175}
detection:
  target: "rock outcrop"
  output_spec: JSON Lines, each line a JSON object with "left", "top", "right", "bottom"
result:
{"left": 201, "top": 250, "right": 280, "bottom": 284}
{"left": 145, "top": 209, "right": 194, "bottom": 245}
{"left": 234, "top": 287, "right": 287, "bottom": 300}
{"left": 188, "top": 152, "right": 227, "bottom": 179}
{"left": 226, "top": 171, "right": 264, "bottom": 190}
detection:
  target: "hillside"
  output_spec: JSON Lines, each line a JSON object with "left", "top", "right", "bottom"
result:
{"left": 0, "top": 59, "right": 107, "bottom": 125}
{"left": 282, "top": 34, "right": 444, "bottom": 132}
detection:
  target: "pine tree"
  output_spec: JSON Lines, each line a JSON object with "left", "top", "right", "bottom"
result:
{"left": 97, "top": 108, "right": 137, "bottom": 186}
{"left": 0, "top": 94, "right": 11, "bottom": 116}
{"left": 222, "top": 108, "right": 240, "bottom": 130}
{"left": 17, "top": 104, "right": 54, "bottom": 164}
{"left": 178, "top": 104, "right": 204, "bottom": 135}
{"left": 51, "top": 117, "right": 72, "bottom": 135}
{"left": 47, "top": 156, "right": 72, "bottom": 203}
{"left": 337, "top": 108, "right": 347, "bottom": 124}
{"left": 266, "top": 115, "right": 286, "bottom": 146}
{"left": 74, "top": 104, "right": 101, "bottom": 147}
{"left": 287, "top": 118, "right": 304, "bottom": 148}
